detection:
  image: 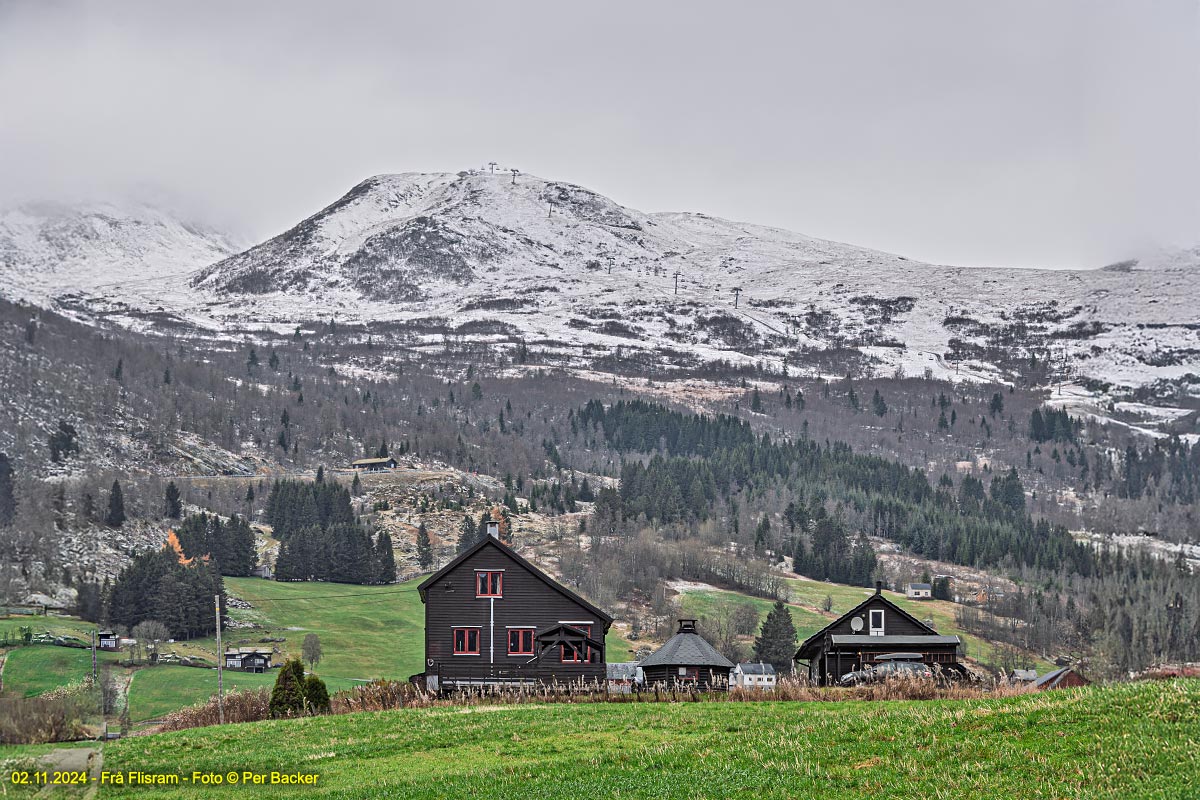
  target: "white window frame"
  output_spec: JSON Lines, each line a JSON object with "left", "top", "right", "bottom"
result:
{"left": 869, "top": 609, "right": 885, "bottom": 636}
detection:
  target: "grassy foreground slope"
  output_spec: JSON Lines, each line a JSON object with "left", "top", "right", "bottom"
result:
{"left": 105, "top": 680, "right": 1199, "bottom": 800}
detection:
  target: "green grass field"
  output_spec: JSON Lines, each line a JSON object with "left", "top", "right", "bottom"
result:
{"left": 0, "top": 646, "right": 122, "bottom": 697}
{"left": 222, "top": 576, "right": 636, "bottom": 678}
{"left": 0, "top": 577, "right": 635, "bottom": 723}
{"left": 125, "top": 668, "right": 280, "bottom": 722}
{"left": 98, "top": 679, "right": 1200, "bottom": 799}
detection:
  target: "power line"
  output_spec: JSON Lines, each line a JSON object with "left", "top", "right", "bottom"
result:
{"left": 247, "top": 586, "right": 421, "bottom": 602}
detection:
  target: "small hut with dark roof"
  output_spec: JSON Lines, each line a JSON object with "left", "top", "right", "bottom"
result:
{"left": 640, "top": 619, "right": 734, "bottom": 690}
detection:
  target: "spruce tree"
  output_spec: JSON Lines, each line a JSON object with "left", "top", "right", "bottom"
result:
{"left": 164, "top": 481, "right": 182, "bottom": 519}
{"left": 106, "top": 480, "right": 126, "bottom": 527}
{"left": 375, "top": 531, "right": 396, "bottom": 584}
{"left": 752, "top": 600, "right": 798, "bottom": 674}
{"left": 0, "top": 452, "right": 15, "bottom": 527}
{"left": 269, "top": 658, "right": 307, "bottom": 717}
{"left": 303, "top": 674, "right": 330, "bottom": 713}
{"left": 416, "top": 523, "right": 432, "bottom": 570}
{"left": 457, "top": 514, "right": 479, "bottom": 553}
{"left": 871, "top": 389, "right": 888, "bottom": 417}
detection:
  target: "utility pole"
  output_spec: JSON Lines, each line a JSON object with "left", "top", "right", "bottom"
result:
{"left": 487, "top": 161, "right": 497, "bottom": 174}
{"left": 548, "top": 202, "right": 553, "bottom": 218}
{"left": 510, "top": 168, "right": 520, "bottom": 185}
{"left": 673, "top": 271, "right": 682, "bottom": 295}
{"left": 91, "top": 629, "right": 97, "bottom": 682}
{"left": 214, "top": 594, "right": 224, "bottom": 725}
{"left": 732, "top": 287, "right": 742, "bottom": 308}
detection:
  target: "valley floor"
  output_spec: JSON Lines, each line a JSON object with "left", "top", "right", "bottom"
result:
{"left": 7, "top": 679, "right": 1191, "bottom": 799}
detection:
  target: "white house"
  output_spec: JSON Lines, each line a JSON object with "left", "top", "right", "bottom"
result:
{"left": 906, "top": 582, "right": 932, "bottom": 600}
{"left": 732, "top": 662, "right": 777, "bottom": 689}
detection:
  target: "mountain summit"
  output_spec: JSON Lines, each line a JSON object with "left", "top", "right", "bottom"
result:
{"left": 2, "top": 168, "right": 1197, "bottom": 394}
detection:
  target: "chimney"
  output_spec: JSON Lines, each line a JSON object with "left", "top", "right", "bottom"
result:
{"left": 875, "top": 580, "right": 882, "bottom": 596}
{"left": 486, "top": 521, "right": 500, "bottom": 539}
{"left": 677, "top": 619, "right": 698, "bottom": 634}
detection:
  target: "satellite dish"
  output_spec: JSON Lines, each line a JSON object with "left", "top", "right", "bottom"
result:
{"left": 850, "top": 617, "right": 864, "bottom": 632}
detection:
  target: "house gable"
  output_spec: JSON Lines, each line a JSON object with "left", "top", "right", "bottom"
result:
{"left": 418, "top": 536, "right": 611, "bottom": 626}
{"left": 796, "top": 587, "right": 938, "bottom": 660}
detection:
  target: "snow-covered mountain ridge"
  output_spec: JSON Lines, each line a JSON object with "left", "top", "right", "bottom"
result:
{"left": 3, "top": 169, "right": 1199, "bottom": 405}
{"left": 0, "top": 199, "right": 241, "bottom": 303}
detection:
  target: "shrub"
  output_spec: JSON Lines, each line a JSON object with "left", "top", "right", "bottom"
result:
{"left": 269, "top": 659, "right": 307, "bottom": 718}
{"left": 158, "top": 688, "right": 271, "bottom": 732}
{"left": 304, "top": 675, "right": 330, "bottom": 713}
{"left": 0, "top": 686, "right": 96, "bottom": 745}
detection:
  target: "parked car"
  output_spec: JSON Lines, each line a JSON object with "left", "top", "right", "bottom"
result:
{"left": 839, "top": 661, "right": 934, "bottom": 686}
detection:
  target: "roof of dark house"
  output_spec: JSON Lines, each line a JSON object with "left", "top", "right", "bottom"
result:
{"left": 1034, "top": 667, "right": 1085, "bottom": 689}
{"left": 352, "top": 457, "right": 396, "bottom": 465}
{"left": 640, "top": 620, "right": 735, "bottom": 670}
{"left": 796, "top": 585, "right": 941, "bottom": 660}
{"left": 736, "top": 662, "right": 776, "bottom": 675}
{"left": 226, "top": 647, "right": 273, "bottom": 656}
{"left": 416, "top": 535, "right": 613, "bottom": 626}
{"left": 828, "top": 634, "right": 961, "bottom": 647}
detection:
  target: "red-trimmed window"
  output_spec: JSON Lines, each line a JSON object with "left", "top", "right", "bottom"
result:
{"left": 561, "top": 625, "right": 592, "bottom": 663}
{"left": 453, "top": 628, "right": 480, "bottom": 655}
{"left": 476, "top": 571, "right": 503, "bottom": 597}
{"left": 508, "top": 628, "right": 535, "bottom": 656}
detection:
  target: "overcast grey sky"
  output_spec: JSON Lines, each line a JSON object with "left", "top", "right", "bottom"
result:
{"left": 1, "top": 1, "right": 1196, "bottom": 269}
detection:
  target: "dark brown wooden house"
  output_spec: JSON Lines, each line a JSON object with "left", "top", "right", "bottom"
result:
{"left": 224, "top": 647, "right": 274, "bottom": 673}
{"left": 795, "top": 582, "right": 962, "bottom": 685}
{"left": 416, "top": 532, "right": 612, "bottom": 692}
{"left": 640, "top": 619, "right": 734, "bottom": 690}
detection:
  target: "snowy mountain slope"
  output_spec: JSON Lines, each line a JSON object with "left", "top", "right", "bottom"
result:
{"left": 183, "top": 168, "right": 1200, "bottom": 393}
{"left": 0, "top": 200, "right": 241, "bottom": 303}
{"left": 3, "top": 168, "right": 1198, "bottom": 400}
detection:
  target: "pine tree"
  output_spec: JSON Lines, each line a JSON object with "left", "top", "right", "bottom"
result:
{"left": 457, "top": 514, "right": 479, "bottom": 553}
{"left": 0, "top": 452, "right": 15, "bottom": 527}
{"left": 112, "top": 359, "right": 123, "bottom": 382}
{"left": 871, "top": 389, "right": 888, "bottom": 417}
{"left": 754, "top": 516, "right": 770, "bottom": 554}
{"left": 750, "top": 387, "right": 763, "bottom": 413}
{"left": 375, "top": 531, "right": 396, "bottom": 584}
{"left": 416, "top": 523, "right": 432, "bottom": 570}
{"left": 350, "top": 473, "right": 362, "bottom": 496}
{"left": 106, "top": 480, "right": 126, "bottom": 527}
{"left": 164, "top": 481, "right": 182, "bottom": 519}
{"left": 752, "top": 600, "right": 797, "bottom": 674}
